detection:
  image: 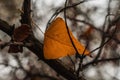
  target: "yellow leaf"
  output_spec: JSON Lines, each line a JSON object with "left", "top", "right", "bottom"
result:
{"left": 44, "top": 17, "right": 90, "bottom": 59}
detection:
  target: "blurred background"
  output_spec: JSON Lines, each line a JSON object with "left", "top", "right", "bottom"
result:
{"left": 0, "top": 0, "right": 120, "bottom": 80}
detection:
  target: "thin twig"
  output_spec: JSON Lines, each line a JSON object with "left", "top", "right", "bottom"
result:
{"left": 83, "top": 56, "right": 120, "bottom": 69}
{"left": 46, "top": 0, "right": 92, "bottom": 30}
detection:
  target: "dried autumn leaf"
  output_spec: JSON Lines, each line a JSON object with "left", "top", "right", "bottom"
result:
{"left": 80, "top": 27, "right": 93, "bottom": 39}
{"left": 44, "top": 17, "right": 90, "bottom": 59}
{"left": 8, "top": 24, "right": 31, "bottom": 53}
{"left": 8, "top": 44, "right": 23, "bottom": 53}
{"left": 13, "top": 24, "right": 31, "bottom": 42}
{"left": 84, "top": 27, "right": 93, "bottom": 36}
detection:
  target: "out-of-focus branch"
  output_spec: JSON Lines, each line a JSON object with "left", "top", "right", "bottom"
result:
{"left": 20, "top": 0, "right": 31, "bottom": 25}
{"left": 0, "top": 19, "right": 14, "bottom": 36}
{"left": 83, "top": 56, "right": 120, "bottom": 69}
{"left": 67, "top": 16, "right": 120, "bottom": 44}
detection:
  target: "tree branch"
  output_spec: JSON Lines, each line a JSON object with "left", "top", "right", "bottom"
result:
{"left": 83, "top": 57, "right": 120, "bottom": 69}
{"left": 0, "top": 19, "right": 14, "bottom": 36}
